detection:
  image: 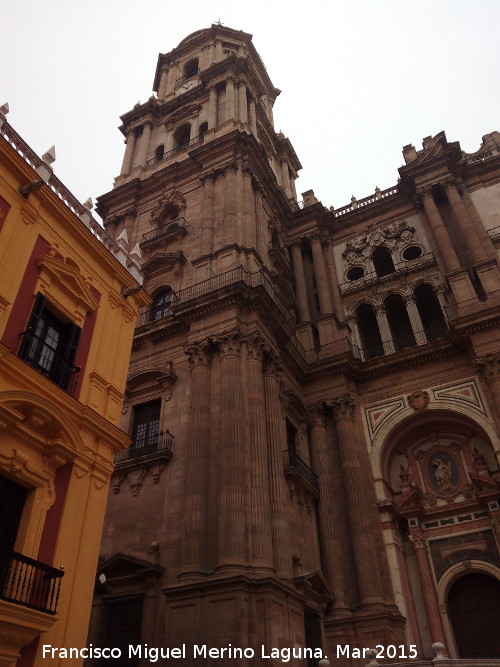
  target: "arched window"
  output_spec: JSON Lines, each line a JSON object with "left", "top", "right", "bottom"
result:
{"left": 155, "top": 145, "right": 164, "bottom": 162}
{"left": 414, "top": 284, "right": 447, "bottom": 342}
{"left": 384, "top": 294, "right": 416, "bottom": 351}
{"left": 183, "top": 58, "right": 199, "bottom": 79}
{"left": 149, "top": 289, "right": 173, "bottom": 322}
{"left": 372, "top": 246, "right": 395, "bottom": 277}
{"left": 173, "top": 124, "right": 191, "bottom": 151}
{"left": 355, "top": 304, "right": 384, "bottom": 360}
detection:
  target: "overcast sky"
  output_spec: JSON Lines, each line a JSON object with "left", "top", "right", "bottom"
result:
{"left": 2, "top": 0, "right": 499, "bottom": 217}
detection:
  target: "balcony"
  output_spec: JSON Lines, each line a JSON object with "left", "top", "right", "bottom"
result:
{"left": 140, "top": 217, "right": 188, "bottom": 248}
{"left": 268, "top": 242, "right": 293, "bottom": 276}
{"left": 339, "top": 252, "right": 436, "bottom": 293}
{"left": 0, "top": 549, "right": 64, "bottom": 615}
{"left": 18, "top": 329, "right": 80, "bottom": 395}
{"left": 145, "top": 135, "right": 203, "bottom": 167}
{"left": 115, "top": 430, "right": 174, "bottom": 464}
{"left": 283, "top": 449, "right": 319, "bottom": 496}
{"left": 445, "top": 289, "right": 500, "bottom": 320}
{"left": 359, "top": 325, "right": 448, "bottom": 362}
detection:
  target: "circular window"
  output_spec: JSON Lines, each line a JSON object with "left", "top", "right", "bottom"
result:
{"left": 346, "top": 266, "right": 365, "bottom": 281}
{"left": 402, "top": 245, "right": 423, "bottom": 261}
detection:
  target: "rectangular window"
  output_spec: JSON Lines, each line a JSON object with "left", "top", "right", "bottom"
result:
{"left": 94, "top": 595, "right": 144, "bottom": 666}
{"left": 131, "top": 400, "right": 161, "bottom": 456}
{"left": 18, "top": 293, "right": 81, "bottom": 394}
{"left": 286, "top": 420, "right": 297, "bottom": 454}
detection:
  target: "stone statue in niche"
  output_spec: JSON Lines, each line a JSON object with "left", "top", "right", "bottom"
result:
{"left": 429, "top": 453, "right": 457, "bottom": 491}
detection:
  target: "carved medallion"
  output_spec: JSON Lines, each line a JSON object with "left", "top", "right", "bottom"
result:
{"left": 407, "top": 390, "right": 430, "bottom": 411}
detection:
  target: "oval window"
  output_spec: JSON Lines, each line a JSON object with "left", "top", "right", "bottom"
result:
{"left": 346, "top": 266, "right": 365, "bottom": 281}
{"left": 402, "top": 245, "right": 422, "bottom": 261}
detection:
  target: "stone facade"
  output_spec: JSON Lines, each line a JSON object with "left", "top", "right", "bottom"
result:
{"left": 89, "top": 25, "right": 500, "bottom": 664}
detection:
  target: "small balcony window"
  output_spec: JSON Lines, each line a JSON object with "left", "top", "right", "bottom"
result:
{"left": 18, "top": 293, "right": 80, "bottom": 394}
{"left": 149, "top": 289, "right": 173, "bottom": 322}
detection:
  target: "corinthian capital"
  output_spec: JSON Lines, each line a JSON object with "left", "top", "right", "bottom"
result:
{"left": 184, "top": 339, "right": 213, "bottom": 369}
{"left": 214, "top": 327, "right": 243, "bottom": 359}
{"left": 328, "top": 393, "right": 356, "bottom": 421}
{"left": 309, "top": 402, "right": 327, "bottom": 428}
{"left": 475, "top": 353, "right": 500, "bottom": 384}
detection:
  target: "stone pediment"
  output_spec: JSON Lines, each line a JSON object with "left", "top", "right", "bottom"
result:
{"left": 292, "top": 569, "right": 333, "bottom": 604}
{"left": 97, "top": 552, "right": 163, "bottom": 582}
{"left": 142, "top": 251, "right": 186, "bottom": 275}
{"left": 126, "top": 364, "right": 177, "bottom": 398}
{"left": 469, "top": 472, "right": 499, "bottom": 499}
{"left": 37, "top": 254, "right": 99, "bottom": 312}
{"left": 397, "top": 485, "right": 424, "bottom": 515}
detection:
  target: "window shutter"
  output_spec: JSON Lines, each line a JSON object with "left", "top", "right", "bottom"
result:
{"left": 19, "top": 292, "right": 46, "bottom": 357}
{"left": 63, "top": 323, "right": 81, "bottom": 366}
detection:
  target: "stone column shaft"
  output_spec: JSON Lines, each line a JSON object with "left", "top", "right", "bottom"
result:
{"left": 158, "top": 66, "right": 169, "bottom": 100}
{"left": 291, "top": 242, "right": 311, "bottom": 322}
{"left": 238, "top": 82, "right": 248, "bottom": 124}
{"left": 201, "top": 175, "right": 215, "bottom": 255}
{"left": 225, "top": 77, "right": 235, "bottom": 122}
{"left": 208, "top": 87, "right": 218, "bottom": 130}
{"left": 217, "top": 332, "right": 246, "bottom": 567}
{"left": 461, "top": 187, "right": 497, "bottom": 260}
{"left": 405, "top": 297, "right": 426, "bottom": 344}
{"left": 421, "top": 190, "right": 461, "bottom": 274}
{"left": 280, "top": 161, "right": 292, "bottom": 198}
{"left": 375, "top": 306, "right": 394, "bottom": 354}
{"left": 243, "top": 169, "right": 255, "bottom": 248}
{"left": 444, "top": 180, "right": 486, "bottom": 264}
{"left": 331, "top": 396, "right": 384, "bottom": 605}
{"left": 136, "top": 122, "right": 152, "bottom": 166}
{"left": 120, "top": 131, "right": 136, "bottom": 175}
{"left": 309, "top": 410, "right": 349, "bottom": 607}
{"left": 311, "top": 237, "right": 333, "bottom": 315}
{"left": 247, "top": 339, "right": 273, "bottom": 568}
{"left": 224, "top": 166, "right": 237, "bottom": 242}
{"left": 180, "top": 345, "right": 212, "bottom": 575}
{"left": 264, "top": 356, "right": 290, "bottom": 576}
{"left": 411, "top": 533, "right": 448, "bottom": 648}
{"left": 249, "top": 99, "right": 257, "bottom": 136}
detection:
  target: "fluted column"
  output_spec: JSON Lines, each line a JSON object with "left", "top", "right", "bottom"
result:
{"left": 410, "top": 531, "right": 448, "bottom": 649}
{"left": 254, "top": 186, "right": 266, "bottom": 258}
{"left": 246, "top": 334, "right": 273, "bottom": 569}
{"left": 216, "top": 330, "right": 246, "bottom": 568}
{"left": 420, "top": 188, "right": 461, "bottom": 274}
{"left": 243, "top": 167, "right": 255, "bottom": 248}
{"left": 208, "top": 87, "right": 218, "bottom": 130}
{"left": 180, "top": 341, "right": 213, "bottom": 576}
{"left": 324, "top": 239, "right": 345, "bottom": 322}
{"left": 291, "top": 242, "right": 310, "bottom": 323}
{"left": 235, "top": 162, "right": 244, "bottom": 246}
{"left": 310, "top": 235, "right": 333, "bottom": 315}
{"left": 443, "top": 178, "right": 486, "bottom": 264}
{"left": 460, "top": 185, "right": 497, "bottom": 260}
{"left": 309, "top": 404, "right": 349, "bottom": 609}
{"left": 330, "top": 394, "right": 385, "bottom": 605}
{"left": 136, "top": 122, "right": 153, "bottom": 167}
{"left": 224, "top": 164, "right": 237, "bottom": 242}
{"left": 263, "top": 352, "right": 290, "bottom": 576}
{"left": 201, "top": 173, "right": 215, "bottom": 255}
{"left": 225, "top": 77, "right": 235, "bottom": 122}
{"left": 238, "top": 81, "right": 248, "bottom": 124}
{"left": 120, "top": 130, "right": 137, "bottom": 175}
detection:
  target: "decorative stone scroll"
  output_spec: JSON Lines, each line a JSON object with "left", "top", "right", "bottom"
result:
{"left": 342, "top": 219, "right": 416, "bottom": 265}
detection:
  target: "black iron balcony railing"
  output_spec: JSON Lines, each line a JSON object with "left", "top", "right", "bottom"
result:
{"left": 115, "top": 430, "right": 174, "bottom": 463}
{"left": 268, "top": 242, "right": 293, "bottom": 273}
{"left": 140, "top": 217, "right": 188, "bottom": 246}
{"left": 0, "top": 549, "right": 64, "bottom": 615}
{"left": 18, "top": 330, "right": 80, "bottom": 395}
{"left": 136, "top": 266, "right": 296, "bottom": 333}
{"left": 445, "top": 290, "right": 500, "bottom": 320}
{"left": 360, "top": 324, "right": 448, "bottom": 361}
{"left": 175, "top": 68, "right": 200, "bottom": 87}
{"left": 339, "top": 252, "right": 436, "bottom": 293}
{"left": 283, "top": 449, "right": 319, "bottom": 493}
{"left": 145, "top": 135, "right": 203, "bottom": 167}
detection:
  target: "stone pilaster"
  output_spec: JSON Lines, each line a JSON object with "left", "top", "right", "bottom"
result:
{"left": 263, "top": 351, "right": 290, "bottom": 576}
{"left": 225, "top": 77, "right": 235, "bottom": 122}
{"left": 157, "top": 65, "right": 169, "bottom": 100}
{"left": 329, "top": 394, "right": 385, "bottom": 605}
{"left": 460, "top": 185, "right": 497, "bottom": 261}
{"left": 246, "top": 333, "right": 273, "bottom": 570}
{"left": 238, "top": 81, "right": 248, "bottom": 124}
{"left": 409, "top": 531, "right": 448, "bottom": 650}
{"left": 242, "top": 166, "right": 255, "bottom": 248}
{"left": 290, "top": 241, "right": 310, "bottom": 323}
{"left": 179, "top": 340, "right": 213, "bottom": 577}
{"left": 249, "top": 98, "right": 257, "bottom": 136}
{"left": 120, "top": 130, "right": 137, "bottom": 175}
{"left": 215, "top": 329, "right": 246, "bottom": 569}
{"left": 309, "top": 403, "right": 349, "bottom": 610}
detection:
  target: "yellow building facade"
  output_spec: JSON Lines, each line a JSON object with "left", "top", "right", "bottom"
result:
{"left": 0, "top": 109, "right": 149, "bottom": 666}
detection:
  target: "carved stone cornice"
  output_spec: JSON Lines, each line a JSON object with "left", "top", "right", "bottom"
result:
{"left": 475, "top": 353, "right": 500, "bottom": 384}
{"left": 328, "top": 393, "right": 356, "bottom": 422}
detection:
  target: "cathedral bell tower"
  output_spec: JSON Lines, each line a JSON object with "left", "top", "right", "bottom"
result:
{"left": 93, "top": 24, "right": 404, "bottom": 665}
